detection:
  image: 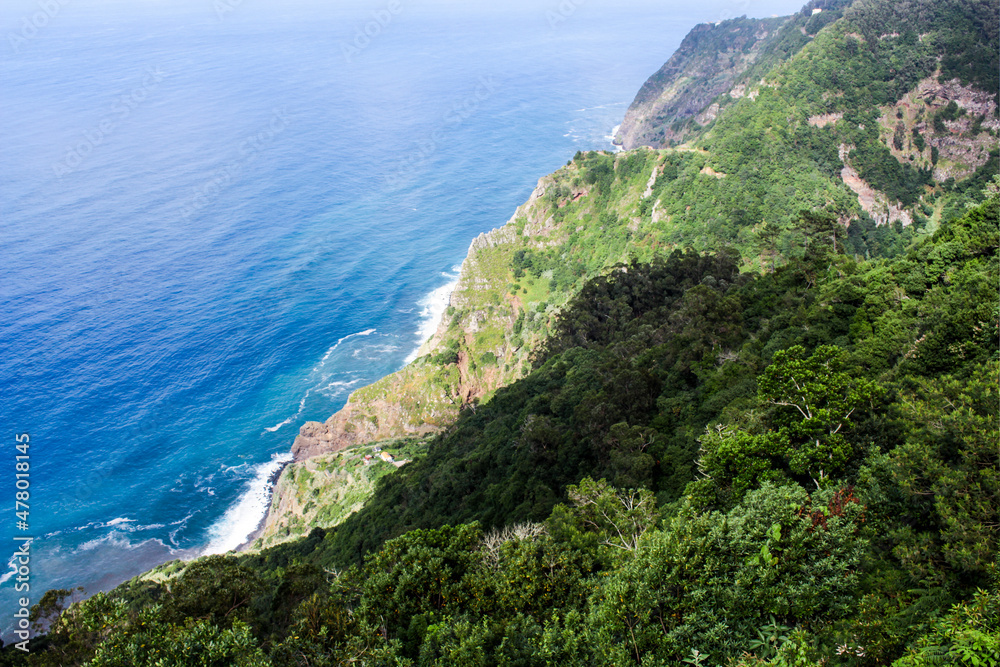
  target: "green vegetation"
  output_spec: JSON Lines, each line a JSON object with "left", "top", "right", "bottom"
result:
{"left": 316, "top": 0, "right": 997, "bottom": 453}
{"left": 6, "top": 0, "right": 998, "bottom": 663}
{"left": 255, "top": 438, "right": 433, "bottom": 549}
{"left": 12, "top": 180, "right": 997, "bottom": 667}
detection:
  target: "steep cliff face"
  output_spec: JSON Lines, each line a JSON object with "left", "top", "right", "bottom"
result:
{"left": 256, "top": 436, "right": 430, "bottom": 549}
{"left": 616, "top": 0, "right": 854, "bottom": 149}
{"left": 289, "top": 0, "right": 999, "bottom": 468}
{"left": 874, "top": 73, "right": 1000, "bottom": 183}
{"left": 615, "top": 16, "right": 788, "bottom": 149}
{"left": 290, "top": 173, "right": 578, "bottom": 461}
{"left": 264, "top": 0, "right": 999, "bottom": 550}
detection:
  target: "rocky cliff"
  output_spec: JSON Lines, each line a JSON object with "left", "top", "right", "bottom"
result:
{"left": 289, "top": 173, "right": 570, "bottom": 462}
{"left": 259, "top": 0, "right": 999, "bottom": 550}
{"left": 615, "top": 0, "right": 853, "bottom": 149}
{"left": 615, "top": 16, "right": 788, "bottom": 149}
{"left": 258, "top": 150, "right": 677, "bottom": 546}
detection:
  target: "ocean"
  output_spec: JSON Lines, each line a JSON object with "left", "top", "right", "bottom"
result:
{"left": 0, "top": 0, "right": 806, "bottom": 638}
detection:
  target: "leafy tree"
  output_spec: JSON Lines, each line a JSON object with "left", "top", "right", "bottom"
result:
{"left": 22, "top": 591, "right": 126, "bottom": 666}
{"left": 893, "top": 587, "right": 1000, "bottom": 667}
{"left": 465, "top": 523, "right": 593, "bottom": 619}
{"left": 589, "top": 483, "right": 867, "bottom": 665}
{"left": 347, "top": 523, "right": 481, "bottom": 655}
{"left": 559, "top": 477, "right": 658, "bottom": 553}
{"left": 162, "top": 556, "right": 267, "bottom": 630}
{"left": 693, "top": 344, "right": 882, "bottom": 505}
{"left": 757, "top": 344, "right": 882, "bottom": 479}
{"left": 890, "top": 361, "right": 999, "bottom": 585}
{"left": 89, "top": 610, "right": 269, "bottom": 667}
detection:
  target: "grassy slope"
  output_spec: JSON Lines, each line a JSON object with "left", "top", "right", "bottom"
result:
{"left": 254, "top": 437, "right": 433, "bottom": 549}
{"left": 266, "top": 0, "right": 997, "bottom": 547}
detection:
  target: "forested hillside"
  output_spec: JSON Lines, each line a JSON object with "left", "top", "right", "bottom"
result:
{"left": 6, "top": 0, "right": 998, "bottom": 664}
{"left": 14, "top": 177, "right": 997, "bottom": 667}
{"left": 286, "top": 0, "right": 998, "bottom": 495}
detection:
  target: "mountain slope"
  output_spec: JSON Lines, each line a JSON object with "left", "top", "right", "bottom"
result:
{"left": 614, "top": 14, "right": 790, "bottom": 150}
{"left": 27, "top": 176, "right": 998, "bottom": 667}
{"left": 13, "top": 1, "right": 999, "bottom": 663}
{"left": 615, "top": 0, "right": 854, "bottom": 149}
{"left": 258, "top": 0, "right": 999, "bottom": 550}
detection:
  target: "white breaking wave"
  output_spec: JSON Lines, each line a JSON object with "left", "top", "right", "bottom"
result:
{"left": 574, "top": 102, "right": 627, "bottom": 113}
{"left": 263, "top": 416, "right": 294, "bottom": 433}
{"left": 167, "top": 512, "right": 196, "bottom": 548}
{"left": 201, "top": 451, "right": 294, "bottom": 555}
{"left": 94, "top": 518, "right": 166, "bottom": 533}
{"left": 105, "top": 517, "right": 135, "bottom": 528}
{"left": 405, "top": 267, "right": 461, "bottom": 363}
{"left": 316, "top": 328, "right": 377, "bottom": 369}
{"left": 318, "top": 378, "right": 362, "bottom": 397}
{"left": 352, "top": 343, "right": 400, "bottom": 360}
{"left": 0, "top": 550, "right": 27, "bottom": 585}
{"left": 79, "top": 531, "right": 158, "bottom": 552}
{"left": 263, "top": 390, "right": 311, "bottom": 433}
{"left": 136, "top": 522, "right": 166, "bottom": 531}
{"left": 263, "top": 329, "right": 378, "bottom": 434}
{"left": 608, "top": 124, "right": 623, "bottom": 151}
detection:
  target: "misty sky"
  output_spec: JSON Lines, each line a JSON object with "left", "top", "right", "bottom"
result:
{"left": 2, "top": 0, "right": 816, "bottom": 31}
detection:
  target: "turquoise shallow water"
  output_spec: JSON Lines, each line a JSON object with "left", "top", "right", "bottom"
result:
{"left": 0, "top": 0, "right": 806, "bottom": 638}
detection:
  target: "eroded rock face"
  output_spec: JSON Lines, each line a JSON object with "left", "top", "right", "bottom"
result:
{"left": 616, "top": 16, "right": 788, "bottom": 150}
{"left": 839, "top": 143, "right": 913, "bottom": 227}
{"left": 920, "top": 77, "right": 998, "bottom": 119}
{"left": 290, "top": 395, "right": 442, "bottom": 461}
{"left": 879, "top": 74, "right": 999, "bottom": 181}
{"left": 291, "top": 420, "right": 341, "bottom": 460}
{"left": 808, "top": 112, "right": 843, "bottom": 128}
{"left": 836, "top": 73, "right": 998, "bottom": 228}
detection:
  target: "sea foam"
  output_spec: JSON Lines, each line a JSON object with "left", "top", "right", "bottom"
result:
{"left": 608, "top": 124, "right": 623, "bottom": 151}
{"left": 405, "top": 267, "right": 461, "bottom": 363}
{"left": 263, "top": 328, "right": 378, "bottom": 433}
{"left": 202, "top": 451, "right": 294, "bottom": 555}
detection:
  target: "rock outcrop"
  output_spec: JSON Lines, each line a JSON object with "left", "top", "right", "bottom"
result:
{"left": 839, "top": 144, "right": 914, "bottom": 227}
{"left": 877, "top": 74, "right": 999, "bottom": 182}
{"left": 615, "top": 0, "right": 855, "bottom": 150}
{"left": 290, "top": 174, "right": 571, "bottom": 461}
{"left": 615, "top": 16, "right": 787, "bottom": 149}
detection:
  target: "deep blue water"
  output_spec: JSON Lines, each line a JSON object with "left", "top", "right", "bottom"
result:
{"left": 0, "top": 0, "right": 807, "bottom": 638}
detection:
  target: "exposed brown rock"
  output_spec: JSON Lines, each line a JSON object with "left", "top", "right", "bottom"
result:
{"left": 616, "top": 16, "right": 789, "bottom": 149}
{"left": 839, "top": 144, "right": 913, "bottom": 227}
{"left": 878, "top": 74, "right": 999, "bottom": 181}
{"left": 699, "top": 165, "right": 726, "bottom": 179}
{"left": 808, "top": 112, "right": 843, "bottom": 128}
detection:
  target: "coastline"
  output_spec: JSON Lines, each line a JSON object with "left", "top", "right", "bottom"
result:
{"left": 230, "top": 121, "right": 626, "bottom": 556}
{"left": 238, "top": 270, "right": 464, "bottom": 553}
{"left": 234, "top": 459, "right": 292, "bottom": 553}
